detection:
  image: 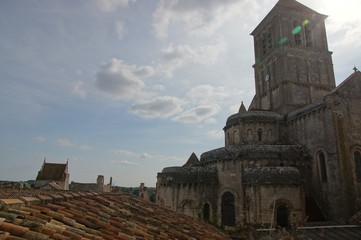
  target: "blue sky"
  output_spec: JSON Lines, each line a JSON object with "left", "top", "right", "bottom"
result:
{"left": 1, "top": 0, "right": 360, "bottom": 187}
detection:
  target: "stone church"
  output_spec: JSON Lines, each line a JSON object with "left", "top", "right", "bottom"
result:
{"left": 156, "top": 0, "right": 361, "bottom": 231}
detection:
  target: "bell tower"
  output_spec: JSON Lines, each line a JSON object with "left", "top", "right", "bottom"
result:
{"left": 249, "top": 0, "right": 336, "bottom": 114}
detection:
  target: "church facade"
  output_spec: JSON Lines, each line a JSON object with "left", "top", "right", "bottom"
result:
{"left": 156, "top": 0, "right": 361, "bottom": 230}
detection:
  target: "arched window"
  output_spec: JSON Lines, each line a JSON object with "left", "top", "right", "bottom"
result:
{"left": 202, "top": 203, "right": 210, "bottom": 222}
{"left": 318, "top": 151, "right": 328, "bottom": 183}
{"left": 293, "top": 20, "right": 302, "bottom": 45}
{"left": 182, "top": 203, "right": 193, "bottom": 217}
{"left": 354, "top": 151, "right": 361, "bottom": 182}
{"left": 221, "top": 192, "right": 235, "bottom": 226}
{"left": 262, "top": 32, "right": 267, "bottom": 56}
{"left": 276, "top": 205, "right": 289, "bottom": 228}
{"left": 233, "top": 130, "right": 239, "bottom": 144}
{"left": 258, "top": 128, "right": 263, "bottom": 142}
{"left": 247, "top": 129, "right": 252, "bottom": 136}
{"left": 268, "top": 129, "right": 272, "bottom": 141}
{"left": 267, "top": 27, "right": 273, "bottom": 50}
{"left": 305, "top": 24, "right": 312, "bottom": 47}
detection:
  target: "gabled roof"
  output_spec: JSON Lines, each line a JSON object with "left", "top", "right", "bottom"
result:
{"left": 36, "top": 162, "right": 68, "bottom": 181}
{"left": 238, "top": 101, "right": 247, "bottom": 113}
{"left": 183, "top": 152, "right": 200, "bottom": 167}
{"left": 329, "top": 71, "right": 361, "bottom": 97}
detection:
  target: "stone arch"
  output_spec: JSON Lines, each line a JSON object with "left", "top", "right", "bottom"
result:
{"left": 276, "top": 205, "right": 289, "bottom": 228}
{"left": 202, "top": 202, "right": 211, "bottom": 222}
{"left": 351, "top": 146, "right": 361, "bottom": 182}
{"left": 179, "top": 199, "right": 194, "bottom": 217}
{"left": 219, "top": 188, "right": 239, "bottom": 227}
{"left": 293, "top": 19, "right": 302, "bottom": 45}
{"left": 270, "top": 199, "right": 294, "bottom": 228}
{"left": 233, "top": 129, "right": 240, "bottom": 144}
{"left": 247, "top": 129, "right": 253, "bottom": 142}
{"left": 304, "top": 23, "right": 312, "bottom": 47}
{"left": 257, "top": 128, "right": 263, "bottom": 142}
{"left": 315, "top": 149, "right": 328, "bottom": 183}
{"left": 221, "top": 192, "right": 235, "bottom": 226}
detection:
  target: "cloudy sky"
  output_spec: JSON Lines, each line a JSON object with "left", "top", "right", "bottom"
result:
{"left": 1, "top": 0, "right": 360, "bottom": 187}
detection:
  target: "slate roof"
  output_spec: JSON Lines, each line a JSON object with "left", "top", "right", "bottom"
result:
{"left": 182, "top": 153, "right": 200, "bottom": 167}
{"left": 226, "top": 110, "right": 283, "bottom": 126}
{"left": 200, "top": 145, "right": 308, "bottom": 164}
{"left": 243, "top": 167, "right": 301, "bottom": 185}
{"left": 0, "top": 189, "right": 231, "bottom": 240}
{"left": 36, "top": 163, "right": 67, "bottom": 181}
{"left": 160, "top": 166, "right": 218, "bottom": 184}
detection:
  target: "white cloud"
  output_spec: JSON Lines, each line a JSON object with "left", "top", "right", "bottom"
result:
{"left": 71, "top": 81, "right": 87, "bottom": 98}
{"left": 120, "top": 160, "right": 140, "bottom": 166}
{"left": 80, "top": 145, "right": 92, "bottom": 151}
{"left": 207, "top": 130, "right": 224, "bottom": 139}
{"left": 95, "top": 58, "right": 154, "bottom": 100}
{"left": 159, "top": 41, "right": 226, "bottom": 77}
{"left": 129, "top": 96, "right": 185, "bottom": 118}
{"left": 115, "top": 20, "right": 126, "bottom": 39}
{"left": 186, "top": 85, "right": 228, "bottom": 105}
{"left": 33, "top": 136, "right": 46, "bottom": 142}
{"left": 204, "top": 118, "right": 217, "bottom": 124}
{"left": 111, "top": 149, "right": 136, "bottom": 156}
{"left": 153, "top": 84, "right": 165, "bottom": 91}
{"left": 96, "top": 0, "right": 137, "bottom": 12}
{"left": 173, "top": 104, "right": 220, "bottom": 123}
{"left": 55, "top": 139, "right": 75, "bottom": 147}
{"left": 152, "top": 0, "right": 246, "bottom": 39}
{"left": 139, "top": 153, "right": 152, "bottom": 159}
{"left": 157, "top": 155, "right": 184, "bottom": 162}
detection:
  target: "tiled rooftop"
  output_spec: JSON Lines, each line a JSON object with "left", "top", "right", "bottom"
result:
{"left": 0, "top": 189, "right": 231, "bottom": 240}
{"left": 255, "top": 226, "right": 361, "bottom": 240}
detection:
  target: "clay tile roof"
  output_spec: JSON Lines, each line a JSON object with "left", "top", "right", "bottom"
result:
{"left": 0, "top": 189, "right": 231, "bottom": 240}
{"left": 36, "top": 163, "right": 67, "bottom": 181}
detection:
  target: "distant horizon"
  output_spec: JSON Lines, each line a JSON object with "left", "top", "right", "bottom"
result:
{"left": 1, "top": 0, "right": 360, "bottom": 187}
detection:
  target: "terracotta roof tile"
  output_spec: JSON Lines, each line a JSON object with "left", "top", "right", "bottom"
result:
{"left": 0, "top": 189, "right": 231, "bottom": 240}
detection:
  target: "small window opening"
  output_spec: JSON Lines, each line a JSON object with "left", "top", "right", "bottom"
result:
{"left": 355, "top": 151, "right": 361, "bottom": 182}
{"left": 258, "top": 129, "right": 263, "bottom": 142}
{"left": 203, "top": 203, "right": 210, "bottom": 222}
{"left": 319, "top": 152, "right": 328, "bottom": 183}
{"left": 277, "top": 205, "right": 289, "bottom": 228}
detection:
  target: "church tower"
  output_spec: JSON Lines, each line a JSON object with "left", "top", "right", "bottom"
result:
{"left": 249, "top": 0, "right": 336, "bottom": 114}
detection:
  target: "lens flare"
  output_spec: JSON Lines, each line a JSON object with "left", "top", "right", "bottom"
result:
{"left": 302, "top": 19, "right": 310, "bottom": 26}
{"left": 279, "top": 37, "right": 289, "bottom": 45}
{"left": 292, "top": 26, "right": 302, "bottom": 35}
